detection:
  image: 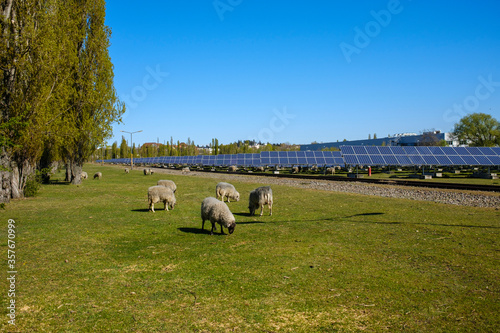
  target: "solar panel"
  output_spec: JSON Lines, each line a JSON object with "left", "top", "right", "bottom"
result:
{"left": 428, "top": 146, "right": 445, "bottom": 155}
{"left": 340, "top": 146, "right": 355, "bottom": 154}
{"left": 441, "top": 147, "right": 458, "bottom": 155}
{"left": 370, "top": 155, "right": 386, "bottom": 165}
{"left": 343, "top": 155, "right": 359, "bottom": 165}
{"left": 488, "top": 147, "right": 500, "bottom": 155}
{"left": 474, "top": 155, "right": 494, "bottom": 165}
{"left": 434, "top": 155, "right": 452, "bottom": 165}
{"left": 460, "top": 155, "right": 478, "bottom": 165}
{"left": 377, "top": 146, "right": 392, "bottom": 154}
{"left": 382, "top": 155, "right": 398, "bottom": 165}
{"left": 395, "top": 155, "right": 412, "bottom": 165}
{"left": 447, "top": 155, "right": 465, "bottom": 165}
{"left": 422, "top": 155, "right": 439, "bottom": 165}
{"left": 416, "top": 146, "right": 432, "bottom": 155}
{"left": 408, "top": 155, "right": 425, "bottom": 165}
{"left": 356, "top": 155, "right": 372, "bottom": 165}
{"left": 390, "top": 146, "right": 405, "bottom": 155}
{"left": 353, "top": 146, "right": 368, "bottom": 155}
{"left": 403, "top": 146, "right": 418, "bottom": 155}
{"left": 365, "top": 146, "right": 380, "bottom": 155}
{"left": 454, "top": 147, "right": 471, "bottom": 155}
{"left": 487, "top": 155, "right": 500, "bottom": 164}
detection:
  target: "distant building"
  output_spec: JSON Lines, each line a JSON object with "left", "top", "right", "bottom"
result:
{"left": 300, "top": 131, "right": 465, "bottom": 151}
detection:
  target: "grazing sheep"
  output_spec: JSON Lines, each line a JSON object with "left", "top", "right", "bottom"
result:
{"left": 143, "top": 168, "right": 154, "bottom": 175}
{"left": 326, "top": 167, "right": 336, "bottom": 175}
{"left": 215, "top": 182, "right": 240, "bottom": 203}
{"left": 249, "top": 186, "right": 273, "bottom": 216}
{"left": 93, "top": 172, "right": 102, "bottom": 180}
{"left": 147, "top": 186, "right": 176, "bottom": 212}
{"left": 182, "top": 167, "right": 190, "bottom": 174}
{"left": 81, "top": 171, "right": 88, "bottom": 180}
{"left": 292, "top": 166, "right": 299, "bottom": 174}
{"left": 228, "top": 165, "right": 237, "bottom": 172}
{"left": 157, "top": 179, "right": 177, "bottom": 193}
{"left": 256, "top": 166, "right": 265, "bottom": 172}
{"left": 201, "top": 197, "right": 236, "bottom": 235}
{"left": 124, "top": 168, "right": 129, "bottom": 174}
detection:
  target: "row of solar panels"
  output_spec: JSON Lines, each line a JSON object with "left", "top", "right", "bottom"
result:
{"left": 97, "top": 151, "right": 345, "bottom": 167}
{"left": 340, "top": 146, "right": 500, "bottom": 166}
{"left": 97, "top": 146, "right": 500, "bottom": 167}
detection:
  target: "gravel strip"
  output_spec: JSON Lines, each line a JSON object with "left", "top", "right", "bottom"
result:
{"left": 148, "top": 167, "right": 500, "bottom": 208}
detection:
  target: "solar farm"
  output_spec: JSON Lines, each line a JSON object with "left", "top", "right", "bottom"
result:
{"left": 99, "top": 146, "right": 500, "bottom": 168}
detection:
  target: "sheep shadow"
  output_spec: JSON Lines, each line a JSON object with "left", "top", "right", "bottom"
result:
{"left": 178, "top": 227, "right": 228, "bottom": 235}
{"left": 131, "top": 208, "right": 150, "bottom": 213}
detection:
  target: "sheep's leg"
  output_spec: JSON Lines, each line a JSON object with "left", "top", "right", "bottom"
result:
{"left": 220, "top": 225, "right": 225, "bottom": 235}
{"left": 259, "top": 205, "right": 264, "bottom": 216}
{"left": 202, "top": 219, "right": 205, "bottom": 230}
{"left": 150, "top": 202, "right": 155, "bottom": 213}
{"left": 210, "top": 222, "right": 216, "bottom": 235}
{"left": 269, "top": 203, "right": 272, "bottom": 216}
{"left": 164, "top": 200, "right": 169, "bottom": 211}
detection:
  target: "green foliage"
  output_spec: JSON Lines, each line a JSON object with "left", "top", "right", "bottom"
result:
{"left": 23, "top": 170, "right": 44, "bottom": 197}
{"left": 453, "top": 113, "right": 500, "bottom": 146}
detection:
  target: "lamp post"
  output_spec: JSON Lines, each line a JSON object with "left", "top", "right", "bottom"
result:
{"left": 121, "top": 130, "right": 142, "bottom": 169}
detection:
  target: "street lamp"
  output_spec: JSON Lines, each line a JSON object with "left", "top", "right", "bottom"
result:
{"left": 121, "top": 130, "right": 142, "bottom": 169}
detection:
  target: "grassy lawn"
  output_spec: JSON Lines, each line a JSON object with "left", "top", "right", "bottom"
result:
{"left": 1, "top": 164, "right": 499, "bottom": 332}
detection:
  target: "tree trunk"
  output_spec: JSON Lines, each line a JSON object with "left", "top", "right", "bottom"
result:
{"left": 70, "top": 161, "right": 83, "bottom": 185}
{"left": 65, "top": 162, "right": 71, "bottom": 182}
{"left": 10, "top": 158, "right": 35, "bottom": 199}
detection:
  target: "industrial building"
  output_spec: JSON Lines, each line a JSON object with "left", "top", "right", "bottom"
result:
{"left": 300, "top": 131, "right": 463, "bottom": 151}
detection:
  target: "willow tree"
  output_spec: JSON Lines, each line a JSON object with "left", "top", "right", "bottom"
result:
{"left": 60, "top": 0, "right": 123, "bottom": 184}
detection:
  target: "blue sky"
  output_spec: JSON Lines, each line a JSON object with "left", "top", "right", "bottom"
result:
{"left": 105, "top": 0, "right": 500, "bottom": 147}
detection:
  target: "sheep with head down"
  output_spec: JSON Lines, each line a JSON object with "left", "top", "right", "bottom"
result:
{"left": 201, "top": 197, "right": 236, "bottom": 235}
{"left": 148, "top": 185, "right": 176, "bottom": 212}
{"left": 215, "top": 182, "right": 239, "bottom": 203}
{"left": 248, "top": 186, "right": 273, "bottom": 216}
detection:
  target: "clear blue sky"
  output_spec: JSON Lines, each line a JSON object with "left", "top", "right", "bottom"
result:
{"left": 105, "top": 0, "right": 500, "bottom": 147}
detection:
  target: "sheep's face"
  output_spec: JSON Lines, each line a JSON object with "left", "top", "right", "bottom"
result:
{"left": 169, "top": 202, "right": 176, "bottom": 210}
{"left": 248, "top": 205, "right": 255, "bottom": 216}
{"left": 228, "top": 223, "right": 235, "bottom": 234}
{"left": 233, "top": 193, "right": 240, "bottom": 202}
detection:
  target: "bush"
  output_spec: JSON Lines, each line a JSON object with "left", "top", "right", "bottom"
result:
{"left": 24, "top": 170, "right": 44, "bottom": 197}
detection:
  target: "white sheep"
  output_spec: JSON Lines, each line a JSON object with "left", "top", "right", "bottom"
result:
{"left": 201, "top": 197, "right": 236, "bottom": 235}
{"left": 291, "top": 166, "right": 299, "bottom": 174}
{"left": 81, "top": 171, "right": 88, "bottom": 180}
{"left": 228, "top": 165, "right": 237, "bottom": 172}
{"left": 326, "top": 167, "right": 336, "bottom": 175}
{"left": 124, "top": 168, "right": 129, "bottom": 174}
{"left": 182, "top": 167, "right": 190, "bottom": 174}
{"left": 144, "top": 168, "right": 154, "bottom": 175}
{"left": 93, "top": 172, "right": 102, "bottom": 180}
{"left": 215, "top": 182, "right": 240, "bottom": 203}
{"left": 147, "top": 186, "right": 176, "bottom": 212}
{"left": 248, "top": 186, "right": 273, "bottom": 216}
{"left": 157, "top": 179, "right": 177, "bottom": 193}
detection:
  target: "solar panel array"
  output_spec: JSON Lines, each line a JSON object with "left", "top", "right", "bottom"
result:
{"left": 97, "top": 147, "right": 500, "bottom": 167}
{"left": 97, "top": 151, "right": 344, "bottom": 167}
{"left": 340, "top": 146, "right": 500, "bottom": 166}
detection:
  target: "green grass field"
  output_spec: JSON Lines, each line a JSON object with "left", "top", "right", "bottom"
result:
{"left": 1, "top": 164, "right": 499, "bottom": 332}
